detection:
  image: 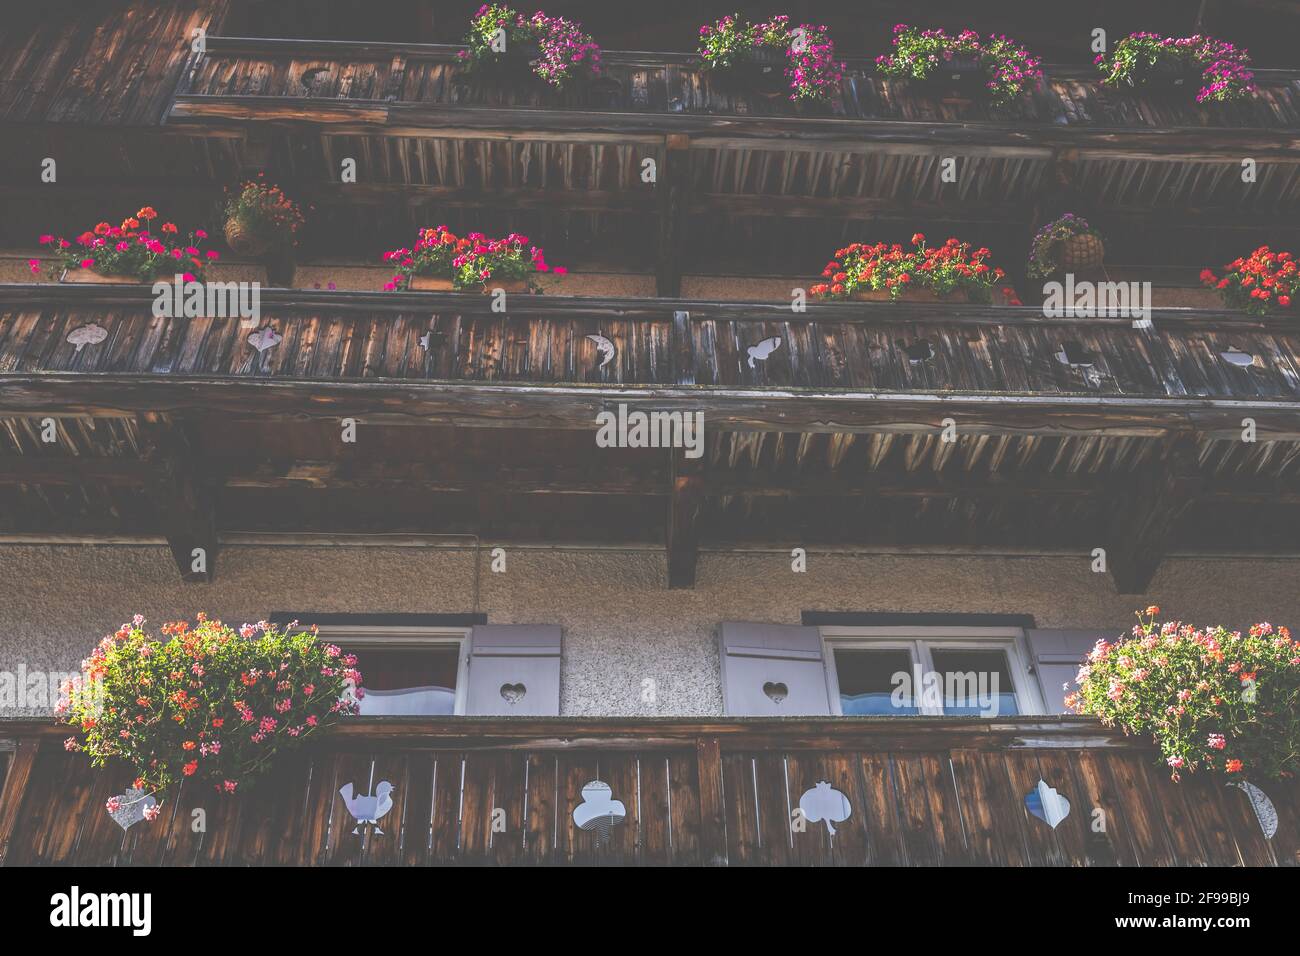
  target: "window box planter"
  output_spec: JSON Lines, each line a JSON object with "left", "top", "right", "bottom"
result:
{"left": 916, "top": 54, "right": 986, "bottom": 97}
{"left": 59, "top": 268, "right": 144, "bottom": 284}
{"left": 408, "top": 276, "right": 456, "bottom": 292}
{"left": 849, "top": 288, "right": 952, "bottom": 303}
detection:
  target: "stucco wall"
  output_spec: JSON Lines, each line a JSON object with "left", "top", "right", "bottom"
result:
{"left": 1, "top": 544, "right": 1297, "bottom": 717}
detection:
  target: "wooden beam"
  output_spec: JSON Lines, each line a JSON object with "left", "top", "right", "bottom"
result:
{"left": 694, "top": 736, "right": 727, "bottom": 865}
{"left": 667, "top": 448, "right": 704, "bottom": 588}
{"left": 136, "top": 414, "right": 218, "bottom": 583}
{"left": 0, "top": 737, "right": 38, "bottom": 867}
{"left": 1105, "top": 432, "right": 1204, "bottom": 594}
{"left": 656, "top": 134, "right": 690, "bottom": 298}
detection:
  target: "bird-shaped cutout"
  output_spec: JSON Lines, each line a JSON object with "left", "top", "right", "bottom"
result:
{"left": 747, "top": 336, "right": 782, "bottom": 369}
{"left": 586, "top": 333, "right": 616, "bottom": 369}
{"left": 1234, "top": 781, "right": 1278, "bottom": 839}
{"left": 339, "top": 780, "right": 395, "bottom": 835}
{"left": 895, "top": 338, "right": 934, "bottom": 363}
{"left": 247, "top": 325, "right": 282, "bottom": 353}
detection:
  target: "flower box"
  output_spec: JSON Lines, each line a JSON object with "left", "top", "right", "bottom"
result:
{"left": 408, "top": 275, "right": 456, "bottom": 291}
{"left": 849, "top": 288, "right": 951, "bottom": 302}
{"left": 916, "top": 54, "right": 986, "bottom": 97}
{"left": 60, "top": 268, "right": 143, "bottom": 284}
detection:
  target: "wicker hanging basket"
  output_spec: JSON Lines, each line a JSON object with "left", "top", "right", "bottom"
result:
{"left": 224, "top": 217, "right": 270, "bottom": 257}
{"left": 1059, "top": 232, "right": 1105, "bottom": 272}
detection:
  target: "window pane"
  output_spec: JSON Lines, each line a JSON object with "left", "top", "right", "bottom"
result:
{"left": 345, "top": 645, "right": 460, "bottom": 716}
{"left": 928, "top": 649, "right": 1019, "bottom": 717}
{"left": 834, "top": 649, "right": 917, "bottom": 715}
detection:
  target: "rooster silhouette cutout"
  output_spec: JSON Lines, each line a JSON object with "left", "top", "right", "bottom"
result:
{"left": 340, "top": 780, "right": 395, "bottom": 835}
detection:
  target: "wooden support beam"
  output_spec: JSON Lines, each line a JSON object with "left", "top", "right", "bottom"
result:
{"left": 667, "top": 448, "right": 704, "bottom": 588}
{"left": 656, "top": 134, "right": 690, "bottom": 298}
{"left": 136, "top": 414, "right": 218, "bottom": 583}
{"left": 694, "top": 736, "right": 727, "bottom": 866}
{"left": 1105, "top": 432, "right": 1204, "bottom": 594}
{"left": 0, "top": 737, "right": 38, "bottom": 867}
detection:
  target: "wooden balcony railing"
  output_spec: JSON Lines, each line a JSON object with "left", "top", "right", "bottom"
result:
{"left": 1, "top": 717, "right": 1295, "bottom": 866}
{"left": 169, "top": 38, "right": 1300, "bottom": 155}
{"left": 2, "top": 286, "right": 1300, "bottom": 437}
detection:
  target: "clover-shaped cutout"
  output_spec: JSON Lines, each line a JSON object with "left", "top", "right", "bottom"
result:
{"left": 67, "top": 323, "right": 108, "bottom": 353}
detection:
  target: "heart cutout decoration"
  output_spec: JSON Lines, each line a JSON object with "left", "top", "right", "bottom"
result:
{"left": 1024, "top": 778, "right": 1071, "bottom": 828}
{"left": 107, "top": 788, "right": 157, "bottom": 831}
{"left": 762, "top": 681, "right": 788, "bottom": 704}
{"left": 247, "top": 325, "right": 282, "bottom": 353}
{"left": 499, "top": 682, "right": 527, "bottom": 705}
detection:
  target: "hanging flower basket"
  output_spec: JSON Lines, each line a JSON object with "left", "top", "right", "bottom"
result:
{"left": 459, "top": 6, "right": 601, "bottom": 90}
{"left": 224, "top": 217, "right": 270, "bottom": 257}
{"left": 1027, "top": 214, "right": 1104, "bottom": 279}
{"left": 1060, "top": 233, "right": 1106, "bottom": 272}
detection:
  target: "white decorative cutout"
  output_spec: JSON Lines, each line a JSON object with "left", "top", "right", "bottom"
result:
{"left": 585, "top": 334, "right": 616, "bottom": 370}
{"left": 799, "top": 781, "right": 852, "bottom": 836}
{"left": 1220, "top": 347, "right": 1256, "bottom": 368}
{"left": 1024, "top": 778, "right": 1071, "bottom": 828}
{"left": 572, "top": 780, "right": 626, "bottom": 846}
{"left": 339, "top": 780, "right": 395, "bottom": 835}
{"left": 247, "top": 325, "right": 282, "bottom": 353}
{"left": 67, "top": 323, "right": 108, "bottom": 353}
{"left": 746, "top": 336, "right": 782, "bottom": 369}
{"left": 106, "top": 788, "right": 156, "bottom": 831}
{"left": 1234, "top": 781, "right": 1278, "bottom": 839}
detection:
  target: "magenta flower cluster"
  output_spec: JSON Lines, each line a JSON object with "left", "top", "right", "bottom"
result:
{"left": 875, "top": 23, "right": 1043, "bottom": 105}
{"left": 1094, "top": 32, "right": 1255, "bottom": 103}
{"left": 698, "top": 14, "right": 845, "bottom": 102}
{"left": 460, "top": 5, "right": 601, "bottom": 88}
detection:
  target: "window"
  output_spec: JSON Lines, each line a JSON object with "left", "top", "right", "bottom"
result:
{"left": 821, "top": 627, "right": 1043, "bottom": 717}
{"left": 316, "top": 625, "right": 469, "bottom": 717}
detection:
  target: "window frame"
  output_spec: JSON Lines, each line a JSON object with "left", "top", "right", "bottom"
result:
{"left": 819, "top": 625, "right": 1044, "bottom": 717}
{"left": 314, "top": 624, "right": 471, "bottom": 717}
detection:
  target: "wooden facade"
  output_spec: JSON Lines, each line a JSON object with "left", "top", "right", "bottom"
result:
{"left": 2, "top": 718, "right": 1297, "bottom": 867}
{"left": 1, "top": 1, "right": 1299, "bottom": 870}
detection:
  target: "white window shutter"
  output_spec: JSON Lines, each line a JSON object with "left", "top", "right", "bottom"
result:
{"left": 466, "top": 625, "right": 562, "bottom": 716}
{"left": 1025, "top": 629, "right": 1110, "bottom": 714}
{"left": 719, "top": 622, "right": 831, "bottom": 716}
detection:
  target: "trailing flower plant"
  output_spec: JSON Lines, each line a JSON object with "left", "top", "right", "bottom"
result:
{"left": 875, "top": 24, "right": 1043, "bottom": 105}
{"left": 698, "top": 14, "right": 844, "bottom": 102}
{"left": 1201, "top": 246, "right": 1297, "bottom": 315}
{"left": 459, "top": 4, "right": 601, "bottom": 88}
{"left": 1070, "top": 608, "right": 1300, "bottom": 782}
{"left": 34, "top": 207, "right": 216, "bottom": 282}
{"left": 381, "top": 227, "right": 565, "bottom": 291}
{"left": 1026, "top": 213, "right": 1101, "bottom": 279}
{"left": 1095, "top": 33, "right": 1255, "bottom": 103}
{"left": 59, "top": 615, "right": 361, "bottom": 797}
{"left": 223, "top": 176, "right": 305, "bottom": 248}
{"left": 810, "top": 234, "right": 1007, "bottom": 302}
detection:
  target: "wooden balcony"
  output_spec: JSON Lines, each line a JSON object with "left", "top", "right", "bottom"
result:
{"left": 1, "top": 717, "right": 1295, "bottom": 866}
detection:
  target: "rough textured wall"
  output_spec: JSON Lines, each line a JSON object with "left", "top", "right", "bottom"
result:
{"left": 1, "top": 544, "right": 1298, "bottom": 716}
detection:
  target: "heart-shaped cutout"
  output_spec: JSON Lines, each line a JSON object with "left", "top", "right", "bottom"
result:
{"left": 248, "top": 325, "right": 282, "bottom": 353}
{"left": 762, "top": 681, "right": 788, "bottom": 704}
{"left": 106, "top": 788, "right": 157, "bottom": 831}
{"left": 500, "top": 682, "right": 526, "bottom": 704}
{"left": 1024, "top": 778, "right": 1071, "bottom": 828}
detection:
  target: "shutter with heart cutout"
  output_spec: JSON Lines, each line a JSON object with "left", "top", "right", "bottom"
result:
{"left": 466, "top": 625, "right": 562, "bottom": 716}
{"left": 719, "top": 622, "right": 832, "bottom": 716}
{"left": 1025, "top": 629, "right": 1111, "bottom": 714}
